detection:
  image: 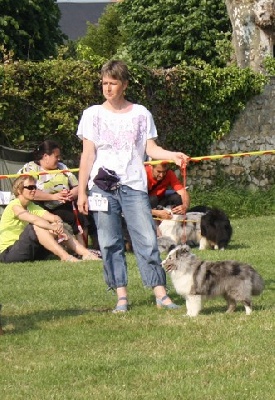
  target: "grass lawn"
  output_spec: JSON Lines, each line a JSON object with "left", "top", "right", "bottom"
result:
{"left": 0, "top": 215, "right": 274, "bottom": 399}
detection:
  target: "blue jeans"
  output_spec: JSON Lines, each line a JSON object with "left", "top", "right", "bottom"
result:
{"left": 90, "top": 185, "right": 166, "bottom": 289}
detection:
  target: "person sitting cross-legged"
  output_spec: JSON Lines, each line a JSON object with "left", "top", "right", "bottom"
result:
{"left": 146, "top": 161, "right": 190, "bottom": 221}
{"left": 18, "top": 140, "right": 90, "bottom": 247}
{"left": 0, "top": 176, "right": 101, "bottom": 263}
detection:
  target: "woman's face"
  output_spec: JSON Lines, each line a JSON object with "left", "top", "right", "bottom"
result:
{"left": 21, "top": 178, "right": 37, "bottom": 200}
{"left": 41, "top": 148, "right": 61, "bottom": 170}
{"left": 102, "top": 75, "right": 128, "bottom": 102}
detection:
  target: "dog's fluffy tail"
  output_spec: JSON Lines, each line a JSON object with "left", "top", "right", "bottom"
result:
{"left": 251, "top": 271, "right": 265, "bottom": 295}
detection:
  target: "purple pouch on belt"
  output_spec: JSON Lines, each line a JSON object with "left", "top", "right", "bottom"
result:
{"left": 93, "top": 167, "right": 120, "bottom": 191}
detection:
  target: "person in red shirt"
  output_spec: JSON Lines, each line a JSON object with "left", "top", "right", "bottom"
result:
{"left": 146, "top": 162, "right": 190, "bottom": 220}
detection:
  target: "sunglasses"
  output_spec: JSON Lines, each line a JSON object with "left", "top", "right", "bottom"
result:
{"left": 23, "top": 185, "right": 37, "bottom": 191}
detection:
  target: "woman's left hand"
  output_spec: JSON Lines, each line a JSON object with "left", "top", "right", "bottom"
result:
{"left": 173, "top": 152, "right": 190, "bottom": 167}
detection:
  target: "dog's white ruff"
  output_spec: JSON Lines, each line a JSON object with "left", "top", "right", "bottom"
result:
{"left": 169, "top": 269, "right": 203, "bottom": 316}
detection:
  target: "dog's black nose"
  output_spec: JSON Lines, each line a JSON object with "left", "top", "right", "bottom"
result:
{"left": 168, "top": 244, "right": 176, "bottom": 252}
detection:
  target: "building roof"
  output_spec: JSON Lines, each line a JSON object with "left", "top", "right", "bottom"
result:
{"left": 58, "top": 2, "right": 110, "bottom": 40}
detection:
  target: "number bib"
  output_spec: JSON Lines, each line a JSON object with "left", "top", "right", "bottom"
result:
{"left": 88, "top": 194, "right": 108, "bottom": 211}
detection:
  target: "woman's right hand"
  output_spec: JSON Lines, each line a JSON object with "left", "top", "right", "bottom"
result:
{"left": 50, "top": 221, "right": 64, "bottom": 235}
{"left": 77, "top": 193, "right": 89, "bottom": 215}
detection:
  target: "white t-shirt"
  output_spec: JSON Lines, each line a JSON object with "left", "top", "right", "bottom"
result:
{"left": 76, "top": 104, "right": 158, "bottom": 192}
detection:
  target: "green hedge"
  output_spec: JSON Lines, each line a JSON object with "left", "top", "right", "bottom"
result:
{"left": 0, "top": 59, "right": 267, "bottom": 163}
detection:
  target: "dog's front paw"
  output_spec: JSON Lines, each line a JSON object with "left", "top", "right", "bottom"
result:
{"left": 185, "top": 312, "right": 199, "bottom": 317}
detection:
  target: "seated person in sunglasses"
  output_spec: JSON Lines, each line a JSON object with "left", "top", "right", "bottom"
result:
{"left": 17, "top": 140, "right": 90, "bottom": 247}
{"left": 0, "top": 176, "right": 101, "bottom": 263}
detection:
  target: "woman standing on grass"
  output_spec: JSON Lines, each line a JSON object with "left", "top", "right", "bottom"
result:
{"left": 0, "top": 176, "right": 100, "bottom": 263}
{"left": 76, "top": 59, "right": 189, "bottom": 313}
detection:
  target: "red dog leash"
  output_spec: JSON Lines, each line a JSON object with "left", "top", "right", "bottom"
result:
{"left": 180, "top": 160, "right": 188, "bottom": 244}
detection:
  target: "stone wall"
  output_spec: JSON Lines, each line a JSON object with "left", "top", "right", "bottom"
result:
{"left": 187, "top": 76, "right": 275, "bottom": 190}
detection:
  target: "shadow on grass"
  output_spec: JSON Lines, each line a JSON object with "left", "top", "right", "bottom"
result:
{"left": 264, "top": 279, "right": 275, "bottom": 291}
{"left": 199, "top": 303, "right": 266, "bottom": 315}
{"left": 1, "top": 306, "right": 113, "bottom": 335}
{"left": 226, "top": 243, "right": 250, "bottom": 250}
{"left": 1, "top": 290, "right": 269, "bottom": 335}
{"left": 1, "top": 308, "right": 88, "bottom": 335}
{"left": 132, "top": 296, "right": 267, "bottom": 315}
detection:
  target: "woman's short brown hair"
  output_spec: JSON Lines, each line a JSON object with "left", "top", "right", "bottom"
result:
{"left": 12, "top": 175, "right": 36, "bottom": 197}
{"left": 101, "top": 60, "right": 130, "bottom": 82}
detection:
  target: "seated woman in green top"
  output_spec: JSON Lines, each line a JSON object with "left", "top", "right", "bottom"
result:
{"left": 17, "top": 140, "right": 91, "bottom": 247}
{"left": 0, "top": 175, "right": 100, "bottom": 263}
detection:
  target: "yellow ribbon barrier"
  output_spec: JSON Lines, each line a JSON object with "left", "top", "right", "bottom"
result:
{"left": 190, "top": 149, "right": 275, "bottom": 162}
{"left": 0, "top": 150, "right": 274, "bottom": 179}
{"left": 0, "top": 168, "right": 80, "bottom": 180}
{"left": 144, "top": 149, "right": 275, "bottom": 165}
{"left": 153, "top": 217, "right": 198, "bottom": 223}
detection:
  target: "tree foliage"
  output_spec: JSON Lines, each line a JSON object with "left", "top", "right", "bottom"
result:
{"left": 116, "top": 0, "right": 232, "bottom": 68}
{"left": 0, "top": 59, "right": 103, "bottom": 159}
{"left": 0, "top": 0, "right": 65, "bottom": 61}
{"left": 0, "top": 60, "right": 266, "bottom": 161}
{"left": 264, "top": 56, "right": 275, "bottom": 75}
{"left": 77, "top": 4, "right": 123, "bottom": 60}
